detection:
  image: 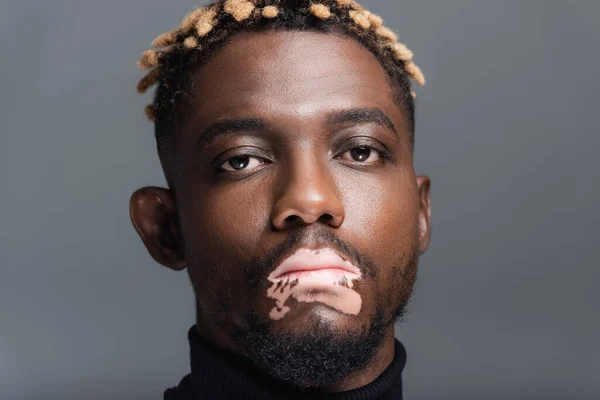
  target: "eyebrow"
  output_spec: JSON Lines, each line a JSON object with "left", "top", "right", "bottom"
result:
{"left": 326, "top": 108, "right": 398, "bottom": 138}
{"left": 193, "top": 108, "right": 398, "bottom": 150}
{"left": 195, "top": 118, "right": 269, "bottom": 145}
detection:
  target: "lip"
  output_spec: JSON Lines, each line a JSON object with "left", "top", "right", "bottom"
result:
{"left": 268, "top": 247, "right": 362, "bottom": 281}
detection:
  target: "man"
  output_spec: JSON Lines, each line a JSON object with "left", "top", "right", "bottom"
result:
{"left": 130, "top": 0, "right": 431, "bottom": 398}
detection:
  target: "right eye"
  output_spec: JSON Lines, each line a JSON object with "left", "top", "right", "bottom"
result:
{"left": 218, "top": 155, "right": 265, "bottom": 172}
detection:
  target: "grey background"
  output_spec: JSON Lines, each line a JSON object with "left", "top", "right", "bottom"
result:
{"left": 1, "top": 0, "right": 598, "bottom": 399}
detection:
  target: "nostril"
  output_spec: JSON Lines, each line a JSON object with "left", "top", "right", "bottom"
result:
{"left": 276, "top": 212, "right": 341, "bottom": 230}
{"left": 318, "top": 213, "right": 334, "bottom": 223}
{"left": 284, "top": 215, "right": 301, "bottom": 224}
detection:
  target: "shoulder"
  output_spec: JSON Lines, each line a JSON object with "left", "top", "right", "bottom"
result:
{"left": 163, "top": 374, "right": 194, "bottom": 400}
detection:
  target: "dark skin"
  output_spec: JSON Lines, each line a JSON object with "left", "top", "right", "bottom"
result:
{"left": 130, "top": 31, "right": 431, "bottom": 392}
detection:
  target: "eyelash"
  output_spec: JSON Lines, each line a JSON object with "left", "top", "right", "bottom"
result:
{"left": 336, "top": 144, "right": 390, "bottom": 165}
{"left": 216, "top": 144, "right": 390, "bottom": 174}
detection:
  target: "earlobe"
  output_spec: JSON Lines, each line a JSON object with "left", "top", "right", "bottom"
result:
{"left": 129, "top": 186, "right": 186, "bottom": 271}
{"left": 416, "top": 176, "right": 431, "bottom": 254}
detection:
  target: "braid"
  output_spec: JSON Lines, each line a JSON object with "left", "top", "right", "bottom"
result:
{"left": 136, "top": 0, "right": 425, "bottom": 166}
{"left": 309, "top": 3, "right": 332, "bottom": 20}
{"left": 262, "top": 5, "right": 279, "bottom": 18}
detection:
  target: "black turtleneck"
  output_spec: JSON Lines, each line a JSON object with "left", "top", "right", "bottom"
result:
{"left": 164, "top": 326, "right": 406, "bottom": 400}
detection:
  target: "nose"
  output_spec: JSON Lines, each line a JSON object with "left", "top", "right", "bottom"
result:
{"left": 271, "top": 158, "right": 345, "bottom": 231}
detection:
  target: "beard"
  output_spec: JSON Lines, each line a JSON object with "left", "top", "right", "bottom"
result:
{"left": 234, "top": 305, "right": 389, "bottom": 389}
{"left": 233, "top": 255, "right": 418, "bottom": 388}
{"left": 208, "top": 227, "right": 420, "bottom": 389}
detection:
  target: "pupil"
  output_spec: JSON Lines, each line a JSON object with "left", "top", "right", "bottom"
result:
{"left": 230, "top": 156, "right": 249, "bottom": 170}
{"left": 351, "top": 147, "right": 371, "bottom": 162}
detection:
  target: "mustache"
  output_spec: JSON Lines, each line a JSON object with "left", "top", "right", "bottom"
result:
{"left": 243, "top": 227, "right": 377, "bottom": 290}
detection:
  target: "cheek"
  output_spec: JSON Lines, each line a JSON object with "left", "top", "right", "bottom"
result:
{"left": 339, "top": 172, "right": 420, "bottom": 250}
{"left": 180, "top": 181, "right": 272, "bottom": 261}
{"left": 179, "top": 182, "right": 272, "bottom": 317}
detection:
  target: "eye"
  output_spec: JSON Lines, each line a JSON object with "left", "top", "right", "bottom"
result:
{"left": 219, "top": 155, "right": 265, "bottom": 172}
{"left": 339, "top": 146, "right": 382, "bottom": 164}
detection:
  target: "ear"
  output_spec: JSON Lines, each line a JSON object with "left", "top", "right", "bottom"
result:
{"left": 416, "top": 176, "right": 431, "bottom": 254}
{"left": 129, "top": 186, "right": 186, "bottom": 271}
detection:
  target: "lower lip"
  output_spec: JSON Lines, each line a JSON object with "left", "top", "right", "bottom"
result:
{"left": 266, "top": 268, "right": 363, "bottom": 320}
{"left": 267, "top": 257, "right": 363, "bottom": 320}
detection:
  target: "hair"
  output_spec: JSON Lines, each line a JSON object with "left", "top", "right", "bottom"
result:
{"left": 136, "top": 0, "right": 425, "bottom": 179}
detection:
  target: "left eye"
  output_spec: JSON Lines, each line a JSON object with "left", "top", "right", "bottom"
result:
{"left": 339, "top": 147, "right": 381, "bottom": 163}
{"left": 219, "top": 156, "right": 264, "bottom": 172}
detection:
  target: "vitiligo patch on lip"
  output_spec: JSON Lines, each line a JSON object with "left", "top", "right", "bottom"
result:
{"left": 266, "top": 248, "right": 363, "bottom": 320}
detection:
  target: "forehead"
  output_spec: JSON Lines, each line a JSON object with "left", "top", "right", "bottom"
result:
{"left": 186, "top": 30, "right": 407, "bottom": 134}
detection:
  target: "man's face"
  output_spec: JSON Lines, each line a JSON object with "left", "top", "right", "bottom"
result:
{"left": 132, "top": 30, "right": 430, "bottom": 387}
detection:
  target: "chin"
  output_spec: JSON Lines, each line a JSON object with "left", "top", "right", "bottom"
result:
{"left": 234, "top": 303, "right": 388, "bottom": 388}
{"left": 269, "top": 302, "right": 370, "bottom": 336}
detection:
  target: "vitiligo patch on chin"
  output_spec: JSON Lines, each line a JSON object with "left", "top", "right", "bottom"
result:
{"left": 266, "top": 248, "right": 363, "bottom": 320}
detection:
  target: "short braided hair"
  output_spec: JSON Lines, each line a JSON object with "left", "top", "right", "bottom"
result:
{"left": 136, "top": 0, "right": 425, "bottom": 175}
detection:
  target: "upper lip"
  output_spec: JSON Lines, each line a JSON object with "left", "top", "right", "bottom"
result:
{"left": 268, "top": 247, "right": 362, "bottom": 281}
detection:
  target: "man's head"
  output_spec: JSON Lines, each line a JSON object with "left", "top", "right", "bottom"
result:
{"left": 130, "top": 0, "right": 431, "bottom": 391}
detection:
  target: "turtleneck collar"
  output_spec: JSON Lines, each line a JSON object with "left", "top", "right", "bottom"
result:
{"left": 164, "top": 326, "right": 406, "bottom": 400}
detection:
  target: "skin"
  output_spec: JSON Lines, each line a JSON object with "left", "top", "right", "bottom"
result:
{"left": 130, "top": 30, "right": 431, "bottom": 392}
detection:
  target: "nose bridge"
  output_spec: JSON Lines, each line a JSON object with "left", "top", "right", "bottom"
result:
{"left": 271, "top": 149, "right": 344, "bottom": 229}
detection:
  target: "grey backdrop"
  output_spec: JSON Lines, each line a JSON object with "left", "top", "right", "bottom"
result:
{"left": 1, "top": 1, "right": 599, "bottom": 399}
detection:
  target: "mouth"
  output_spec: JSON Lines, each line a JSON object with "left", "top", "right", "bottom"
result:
{"left": 266, "top": 247, "right": 364, "bottom": 320}
{"left": 268, "top": 248, "right": 362, "bottom": 282}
